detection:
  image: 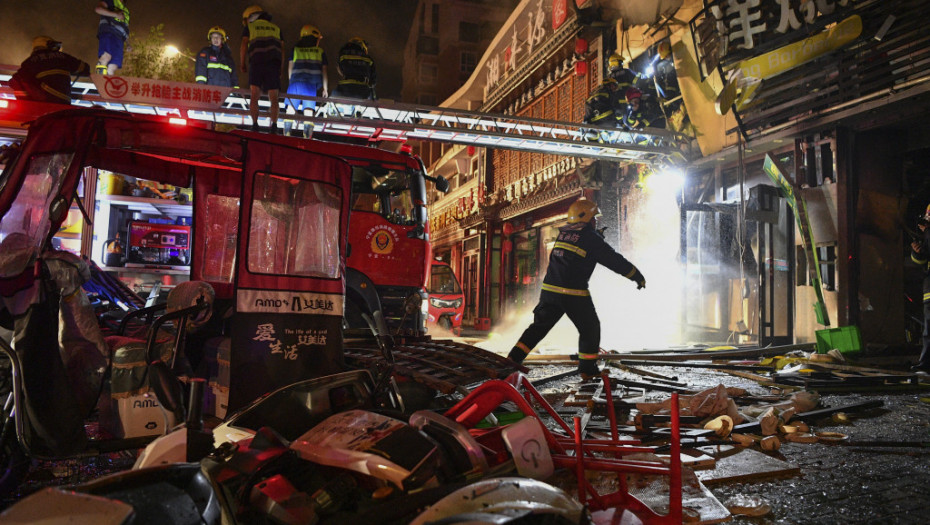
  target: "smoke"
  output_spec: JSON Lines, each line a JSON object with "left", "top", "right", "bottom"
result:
{"left": 476, "top": 173, "right": 684, "bottom": 356}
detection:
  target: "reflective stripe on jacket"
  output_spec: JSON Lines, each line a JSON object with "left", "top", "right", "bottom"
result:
{"left": 290, "top": 42, "right": 325, "bottom": 82}
{"left": 195, "top": 44, "right": 237, "bottom": 87}
{"left": 541, "top": 222, "right": 642, "bottom": 296}
{"left": 246, "top": 17, "right": 282, "bottom": 64}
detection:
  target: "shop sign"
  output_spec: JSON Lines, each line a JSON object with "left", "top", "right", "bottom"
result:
{"left": 92, "top": 74, "right": 233, "bottom": 110}
{"left": 486, "top": 0, "right": 553, "bottom": 97}
{"left": 692, "top": 0, "right": 854, "bottom": 79}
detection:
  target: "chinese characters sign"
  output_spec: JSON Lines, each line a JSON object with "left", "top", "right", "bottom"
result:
{"left": 691, "top": 0, "right": 855, "bottom": 79}
{"left": 91, "top": 74, "right": 234, "bottom": 110}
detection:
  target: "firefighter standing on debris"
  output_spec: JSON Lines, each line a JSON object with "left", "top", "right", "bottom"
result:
{"left": 508, "top": 198, "right": 646, "bottom": 379}
{"left": 195, "top": 27, "right": 237, "bottom": 87}
{"left": 240, "top": 4, "right": 284, "bottom": 133}
{"left": 284, "top": 24, "right": 328, "bottom": 137}
{"left": 333, "top": 37, "right": 376, "bottom": 100}
{"left": 909, "top": 204, "right": 930, "bottom": 374}
{"left": 10, "top": 36, "right": 91, "bottom": 104}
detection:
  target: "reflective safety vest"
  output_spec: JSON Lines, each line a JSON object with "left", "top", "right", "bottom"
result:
{"left": 246, "top": 18, "right": 282, "bottom": 64}
{"left": 97, "top": 0, "right": 130, "bottom": 39}
{"left": 290, "top": 41, "right": 325, "bottom": 83}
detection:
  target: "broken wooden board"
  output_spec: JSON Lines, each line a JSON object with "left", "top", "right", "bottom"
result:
{"left": 695, "top": 447, "right": 800, "bottom": 486}
{"left": 656, "top": 449, "right": 717, "bottom": 470}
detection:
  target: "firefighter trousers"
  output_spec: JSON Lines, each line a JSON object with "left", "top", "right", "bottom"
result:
{"left": 515, "top": 291, "right": 601, "bottom": 373}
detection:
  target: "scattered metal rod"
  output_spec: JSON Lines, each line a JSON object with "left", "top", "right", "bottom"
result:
{"left": 617, "top": 360, "right": 775, "bottom": 372}
{"left": 607, "top": 361, "right": 678, "bottom": 383}
{"left": 611, "top": 378, "right": 695, "bottom": 394}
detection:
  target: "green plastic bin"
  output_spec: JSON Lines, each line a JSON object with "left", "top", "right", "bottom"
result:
{"left": 815, "top": 325, "right": 862, "bottom": 355}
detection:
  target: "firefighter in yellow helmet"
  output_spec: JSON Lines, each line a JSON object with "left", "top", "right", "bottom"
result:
{"left": 240, "top": 4, "right": 284, "bottom": 133}
{"left": 606, "top": 52, "right": 638, "bottom": 92}
{"left": 334, "top": 36, "right": 376, "bottom": 100}
{"left": 195, "top": 26, "right": 237, "bottom": 87}
{"left": 508, "top": 198, "right": 646, "bottom": 380}
{"left": 909, "top": 203, "right": 930, "bottom": 374}
{"left": 284, "top": 24, "right": 328, "bottom": 137}
{"left": 10, "top": 36, "right": 91, "bottom": 104}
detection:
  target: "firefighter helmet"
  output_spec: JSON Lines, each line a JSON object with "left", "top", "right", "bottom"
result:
{"left": 349, "top": 36, "right": 368, "bottom": 53}
{"left": 567, "top": 199, "right": 600, "bottom": 224}
{"left": 657, "top": 40, "right": 672, "bottom": 60}
{"left": 925, "top": 203, "right": 930, "bottom": 221}
{"left": 301, "top": 25, "right": 322, "bottom": 39}
{"left": 242, "top": 5, "right": 264, "bottom": 24}
{"left": 607, "top": 53, "right": 623, "bottom": 70}
{"left": 32, "top": 35, "right": 61, "bottom": 51}
{"left": 207, "top": 26, "right": 227, "bottom": 41}
{"left": 625, "top": 87, "right": 643, "bottom": 102}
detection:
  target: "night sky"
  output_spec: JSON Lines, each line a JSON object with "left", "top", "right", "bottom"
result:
{"left": 0, "top": 0, "right": 419, "bottom": 100}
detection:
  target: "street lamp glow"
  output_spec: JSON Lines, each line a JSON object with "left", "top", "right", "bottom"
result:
{"left": 165, "top": 45, "right": 195, "bottom": 62}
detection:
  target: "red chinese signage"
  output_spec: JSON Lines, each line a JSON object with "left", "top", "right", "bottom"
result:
{"left": 92, "top": 74, "right": 234, "bottom": 110}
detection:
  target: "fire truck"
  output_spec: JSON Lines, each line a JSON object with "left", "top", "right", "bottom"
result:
{"left": 0, "top": 96, "right": 448, "bottom": 339}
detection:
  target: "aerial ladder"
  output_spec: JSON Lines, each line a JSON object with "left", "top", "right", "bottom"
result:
{"left": 1, "top": 70, "right": 690, "bottom": 167}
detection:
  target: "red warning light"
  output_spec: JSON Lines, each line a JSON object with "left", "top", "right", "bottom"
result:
{"left": 400, "top": 143, "right": 413, "bottom": 154}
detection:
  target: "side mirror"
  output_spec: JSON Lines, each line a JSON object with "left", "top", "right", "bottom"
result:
{"left": 434, "top": 175, "right": 450, "bottom": 194}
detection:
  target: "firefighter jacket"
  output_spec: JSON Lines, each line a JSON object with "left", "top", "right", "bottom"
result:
{"left": 243, "top": 13, "right": 282, "bottom": 66}
{"left": 10, "top": 49, "right": 91, "bottom": 104}
{"left": 541, "top": 222, "right": 643, "bottom": 298}
{"left": 195, "top": 44, "right": 237, "bottom": 87}
{"left": 623, "top": 95, "right": 666, "bottom": 130}
{"left": 97, "top": 0, "right": 130, "bottom": 40}
{"left": 337, "top": 42, "right": 376, "bottom": 86}
{"left": 609, "top": 67, "right": 639, "bottom": 93}
{"left": 583, "top": 83, "right": 621, "bottom": 126}
{"left": 289, "top": 37, "right": 327, "bottom": 84}
{"left": 910, "top": 227, "right": 930, "bottom": 301}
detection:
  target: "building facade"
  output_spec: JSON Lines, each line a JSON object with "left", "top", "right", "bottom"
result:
{"left": 422, "top": 0, "right": 930, "bottom": 354}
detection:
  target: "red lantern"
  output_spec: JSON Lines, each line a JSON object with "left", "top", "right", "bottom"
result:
{"left": 502, "top": 222, "right": 514, "bottom": 236}
{"left": 502, "top": 240, "right": 513, "bottom": 253}
{"left": 574, "top": 38, "right": 588, "bottom": 56}
{"left": 467, "top": 145, "right": 476, "bottom": 156}
{"left": 575, "top": 61, "right": 587, "bottom": 77}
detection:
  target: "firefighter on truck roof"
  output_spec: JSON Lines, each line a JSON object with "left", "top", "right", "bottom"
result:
{"left": 10, "top": 36, "right": 91, "bottom": 104}
{"left": 507, "top": 198, "right": 646, "bottom": 380}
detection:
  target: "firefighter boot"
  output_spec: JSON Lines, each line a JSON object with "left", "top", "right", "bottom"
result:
{"left": 507, "top": 342, "right": 531, "bottom": 365}
{"left": 578, "top": 359, "right": 601, "bottom": 382}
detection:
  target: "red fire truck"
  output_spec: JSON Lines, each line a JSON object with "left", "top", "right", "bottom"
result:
{"left": 0, "top": 97, "right": 449, "bottom": 338}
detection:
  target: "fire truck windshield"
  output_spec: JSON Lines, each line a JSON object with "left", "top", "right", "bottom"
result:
{"left": 351, "top": 166, "right": 419, "bottom": 227}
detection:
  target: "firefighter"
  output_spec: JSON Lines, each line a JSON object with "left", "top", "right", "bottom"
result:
{"left": 284, "top": 24, "right": 328, "bottom": 137}
{"left": 95, "top": 0, "right": 129, "bottom": 75}
{"left": 10, "top": 36, "right": 91, "bottom": 105}
{"left": 582, "top": 78, "right": 623, "bottom": 141}
{"left": 606, "top": 53, "right": 638, "bottom": 93}
{"left": 333, "top": 37, "right": 376, "bottom": 100}
{"left": 240, "top": 4, "right": 284, "bottom": 133}
{"left": 195, "top": 26, "right": 237, "bottom": 87}
{"left": 622, "top": 87, "right": 666, "bottom": 131}
{"left": 653, "top": 41, "right": 680, "bottom": 104}
{"left": 909, "top": 204, "right": 930, "bottom": 374}
{"left": 508, "top": 198, "right": 646, "bottom": 379}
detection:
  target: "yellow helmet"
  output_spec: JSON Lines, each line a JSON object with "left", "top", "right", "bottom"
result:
{"left": 567, "top": 199, "right": 600, "bottom": 224}
{"left": 657, "top": 41, "right": 672, "bottom": 60}
{"left": 349, "top": 36, "right": 368, "bottom": 53}
{"left": 242, "top": 5, "right": 264, "bottom": 24}
{"left": 301, "top": 25, "right": 322, "bottom": 39}
{"left": 607, "top": 53, "right": 623, "bottom": 70}
{"left": 32, "top": 35, "right": 61, "bottom": 51}
{"left": 207, "top": 26, "right": 227, "bottom": 41}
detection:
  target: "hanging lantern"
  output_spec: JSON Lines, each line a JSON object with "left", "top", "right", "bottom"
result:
{"left": 467, "top": 145, "right": 476, "bottom": 156}
{"left": 575, "top": 61, "right": 587, "bottom": 77}
{"left": 502, "top": 222, "right": 514, "bottom": 236}
{"left": 574, "top": 38, "right": 588, "bottom": 56}
{"left": 502, "top": 239, "right": 513, "bottom": 253}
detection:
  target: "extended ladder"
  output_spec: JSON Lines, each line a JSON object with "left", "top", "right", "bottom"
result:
{"left": 2, "top": 72, "right": 689, "bottom": 165}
